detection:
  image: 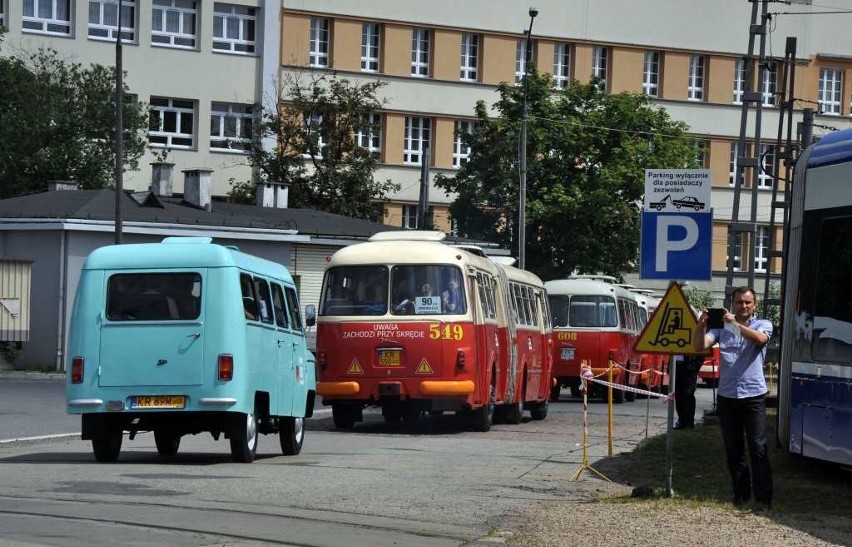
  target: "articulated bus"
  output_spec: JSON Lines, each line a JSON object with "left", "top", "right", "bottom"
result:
{"left": 315, "top": 231, "right": 552, "bottom": 431}
{"left": 778, "top": 128, "right": 852, "bottom": 466}
{"left": 545, "top": 276, "right": 642, "bottom": 403}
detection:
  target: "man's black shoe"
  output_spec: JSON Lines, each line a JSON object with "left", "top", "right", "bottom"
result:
{"left": 673, "top": 422, "right": 694, "bottom": 430}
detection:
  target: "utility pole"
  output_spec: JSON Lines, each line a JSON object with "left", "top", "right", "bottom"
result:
{"left": 114, "top": 0, "right": 124, "bottom": 244}
{"left": 518, "top": 7, "right": 538, "bottom": 270}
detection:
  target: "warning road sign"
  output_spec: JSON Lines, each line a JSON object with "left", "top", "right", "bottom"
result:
{"left": 347, "top": 359, "right": 364, "bottom": 374}
{"left": 634, "top": 281, "right": 710, "bottom": 355}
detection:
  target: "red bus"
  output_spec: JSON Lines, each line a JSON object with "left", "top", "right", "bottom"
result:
{"left": 630, "top": 289, "right": 668, "bottom": 394}
{"left": 315, "top": 231, "right": 553, "bottom": 431}
{"left": 545, "top": 276, "right": 642, "bottom": 403}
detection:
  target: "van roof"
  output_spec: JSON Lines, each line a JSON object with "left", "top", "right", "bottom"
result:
{"left": 82, "top": 237, "right": 293, "bottom": 283}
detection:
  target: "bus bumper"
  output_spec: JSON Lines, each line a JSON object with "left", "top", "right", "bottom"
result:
{"left": 317, "top": 381, "right": 360, "bottom": 396}
{"left": 419, "top": 380, "right": 475, "bottom": 396}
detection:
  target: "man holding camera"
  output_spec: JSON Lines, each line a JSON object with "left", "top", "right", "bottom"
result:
{"left": 694, "top": 286, "right": 774, "bottom": 511}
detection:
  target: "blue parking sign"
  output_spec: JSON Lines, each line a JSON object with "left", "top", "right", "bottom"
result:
{"left": 640, "top": 211, "right": 712, "bottom": 280}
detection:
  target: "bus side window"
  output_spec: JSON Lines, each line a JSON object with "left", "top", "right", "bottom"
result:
{"left": 285, "top": 286, "right": 303, "bottom": 330}
{"left": 271, "top": 283, "right": 290, "bottom": 328}
{"left": 254, "top": 277, "right": 274, "bottom": 324}
{"left": 240, "top": 273, "right": 258, "bottom": 321}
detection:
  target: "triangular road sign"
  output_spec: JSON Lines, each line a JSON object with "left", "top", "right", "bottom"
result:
{"left": 347, "top": 359, "right": 364, "bottom": 374}
{"left": 634, "top": 281, "right": 709, "bottom": 355}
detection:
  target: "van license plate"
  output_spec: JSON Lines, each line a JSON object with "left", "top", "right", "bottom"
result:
{"left": 377, "top": 350, "right": 401, "bottom": 367}
{"left": 131, "top": 395, "right": 186, "bottom": 409}
{"left": 560, "top": 348, "right": 575, "bottom": 361}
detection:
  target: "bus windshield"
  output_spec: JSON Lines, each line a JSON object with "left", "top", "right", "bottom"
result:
{"left": 319, "top": 264, "right": 466, "bottom": 316}
{"left": 549, "top": 294, "right": 617, "bottom": 328}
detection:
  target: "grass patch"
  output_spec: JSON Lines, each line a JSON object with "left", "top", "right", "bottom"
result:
{"left": 593, "top": 409, "right": 852, "bottom": 541}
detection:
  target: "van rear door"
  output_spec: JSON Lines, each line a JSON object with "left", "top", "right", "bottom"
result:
{"left": 98, "top": 271, "right": 205, "bottom": 387}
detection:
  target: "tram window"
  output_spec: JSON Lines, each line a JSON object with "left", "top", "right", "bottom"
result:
{"left": 812, "top": 216, "right": 852, "bottom": 363}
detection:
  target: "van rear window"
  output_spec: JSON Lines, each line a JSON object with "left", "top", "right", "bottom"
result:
{"left": 106, "top": 273, "right": 202, "bottom": 321}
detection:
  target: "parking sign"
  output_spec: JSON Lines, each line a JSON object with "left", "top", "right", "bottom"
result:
{"left": 640, "top": 211, "right": 712, "bottom": 280}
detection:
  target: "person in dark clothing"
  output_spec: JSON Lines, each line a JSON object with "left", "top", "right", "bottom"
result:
{"left": 674, "top": 354, "right": 703, "bottom": 429}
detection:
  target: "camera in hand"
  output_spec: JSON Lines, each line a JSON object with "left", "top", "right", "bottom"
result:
{"left": 707, "top": 308, "right": 725, "bottom": 329}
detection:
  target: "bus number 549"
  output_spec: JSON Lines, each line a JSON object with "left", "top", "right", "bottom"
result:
{"left": 429, "top": 324, "right": 464, "bottom": 341}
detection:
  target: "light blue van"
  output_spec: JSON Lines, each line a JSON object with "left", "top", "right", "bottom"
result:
{"left": 66, "top": 237, "right": 316, "bottom": 463}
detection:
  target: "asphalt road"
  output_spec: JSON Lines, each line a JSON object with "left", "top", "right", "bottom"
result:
{"left": 0, "top": 371, "right": 718, "bottom": 547}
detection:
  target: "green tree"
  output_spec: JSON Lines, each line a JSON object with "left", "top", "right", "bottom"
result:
{"left": 683, "top": 285, "right": 716, "bottom": 311}
{"left": 242, "top": 73, "right": 399, "bottom": 221}
{"left": 435, "top": 70, "right": 700, "bottom": 279}
{"left": 0, "top": 46, "right": 148, "bottom": 198}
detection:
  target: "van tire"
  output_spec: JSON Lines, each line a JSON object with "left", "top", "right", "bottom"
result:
{"left": 229, "top": 411, "right": 258, "bottom": 463}
{"left": 92, "top": 427, "right": 122, "bottom": 462}
{"left": 549, "top": 384, "right": 561, "bottom": 402}
{"left": 154, "top": 430, "right": 181, "bottom": 456}
{"left": 279, "top": 416, "right": 304, "bottom": 456}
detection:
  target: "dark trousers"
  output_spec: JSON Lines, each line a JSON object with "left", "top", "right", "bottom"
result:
{"left": 717, "top": 394, "right": 773, "bottom": 505}
{"left": 674, "top": 356, "right": 701, "bottom": 427}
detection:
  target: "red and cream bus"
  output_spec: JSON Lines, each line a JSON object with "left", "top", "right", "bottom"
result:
{"left": 545, "top": 276, "right": 642, "bottom": 403}
{"left": 315, "top": 231, "right": 553, "bottom": 431}
{"left": 630, "top": 288, "right": 668, "bottom": 393}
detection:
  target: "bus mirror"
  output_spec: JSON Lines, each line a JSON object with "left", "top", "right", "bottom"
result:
{"left": 304, "top": 304, "right": 316, "bottom": 327}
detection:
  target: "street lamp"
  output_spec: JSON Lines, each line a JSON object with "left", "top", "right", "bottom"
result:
{"left": 114, "top": 0, "right": 124, "bottom": 244}
{"left": 518, "top": 7, "right": 538, "bottom": 270}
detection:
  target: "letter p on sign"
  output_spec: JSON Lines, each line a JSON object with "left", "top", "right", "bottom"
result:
{"left": 640, "top": 212, "right": 712, "bottom": 280}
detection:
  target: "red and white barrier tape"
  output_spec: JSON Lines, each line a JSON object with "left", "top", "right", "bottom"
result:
{"left": 581, "top": 365, "right": 674, "bottom": 402}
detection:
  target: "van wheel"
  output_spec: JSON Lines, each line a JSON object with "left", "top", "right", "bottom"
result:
{"left": 279, "top": 416, "right": 304, "bottom": 456}
{"left": 92, "top": 427, "right": 122, "bottom": 462}
{"left": 382, "top": 402, "right": 403, "bottom": 423}
{"left": 229, "top": 411, "right": 258, "bottom": 463}
{"left": 530, "top": 399, "right": 549, "bottom": 420}
{"left": 470, "top": 383, "right": 494, "bottom": 432}
{"left": 332, "top": 403, "right": 356, "bottom": 429}
{"left": 154, "top": 430, "right": 181, "bottom": 456}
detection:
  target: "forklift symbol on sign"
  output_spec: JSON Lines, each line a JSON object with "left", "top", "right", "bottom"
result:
{"left": 651, "top": 303, "right": 691, "bottom": 348}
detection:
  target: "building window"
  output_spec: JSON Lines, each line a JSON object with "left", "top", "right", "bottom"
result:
{"left": 213, "top": 3, "right": 256, "bottom": 54}
{"left": 402, "top": 205, "right": 418, "bottom": 229}
{"left": 152, "top": 0, "right": 197, "bottom": 49}
{"left": 642, "top": 50, "right": 660, "bottom": 97}
{"left": 88, "top": 0, "right": 136, "bottom": 41}
{"left": 460, "top": 33, "right": 479, "bottom": 81}
{"left": 761, "top": 61, "right": 777, "bottom": 107}
{"left": 361, "top": 23, "right": 380, "bottom": 72}
{"left": 687, "top": 55, "right": 705, "bottom": 101}
{"left": 356, "top": 113, "right": 382, "bottom": 156}
{"left": 757, "top": 144, "right": 775, "bottom": 189}
{"left": 728, "top": 232, "right": 743, "bottom": 272}
{"left": 404, "top": 116, "right": 431, "bottom": 165}
{"left": 411, "top": 28, "right": 430, "bottom": 77}
{"left": 210, "top": 102, "right": 252, "bottom": 152}
{"left": 819, "top": 68, "right": 842, "bottom": 115}
{"left": 693, "top": 140, "right": 708, "bottom": 168}
{"left": 303, "top": 112, "right": 326, "bottom": 157}
{"left": 591, "top": 46, "right": 608, "bottom": 89}
{"left": 0, "top": 0, "right": 5, "bottom": 28}
{"left": 23, "top": 0, "right": 71, "bottom": 35}
{"left": 453, "top": 120, "right": 473, "bottom": 169}
{"left": 733, "top": 58, "right": 746, "bottom": 104}
{"left": 553, "top": 42, "right": 571, "bottom": 89}
{"left": 729, "top": 142, "right": 739, "bottom": 187}
{"left": 754, "top": 226, "right": 769, "bottom": 273}
{"left": 309, "top": 17, "right": 330, "bottom": 67}
{"left": 149, "top": 97, "right": 195, "bottom": 148}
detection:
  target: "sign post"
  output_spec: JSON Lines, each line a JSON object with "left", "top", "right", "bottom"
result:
{"left": 639, "top": 169, "right": 713, "bottom": 497}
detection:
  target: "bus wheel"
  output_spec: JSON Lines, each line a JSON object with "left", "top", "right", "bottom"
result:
{"left": 279, "top": 416, "right": 304, "bottom": 456}
{"left": 470, "top": 384, "right": 495, "bottom": 432}
{"left": 529, "top": 399, "right": 549, "bottom": 420}
{"left": 382, "top": 402, "right": 403, "bottom": 423}
{"left": 503, "top": 398, "right": 523, "bottom": 424}
{"left": 332, "top": 403, "right": 357, "bottom": 429}
{"left": 92, "top": 426, "right": 123, "bottom": 462}
{"left": 608, "top": 386, "right": 624, "bottom": 404}
{"left": 549, "top": 384, "right": 561, "bottom": 402}
{"left": 154, "top": 430, "right": 181, "bottom": 456}
{"left": 229, "top": 411, "right": 258, "bottom": 463}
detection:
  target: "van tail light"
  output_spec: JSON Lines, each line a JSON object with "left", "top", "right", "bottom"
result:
{"left": 318, "top": 351, "right": 327, "bottom": 371}
{"left": 71, "top": 357, "right": 84, "bottom": 384}
{"left": 456, "top": 349, "right": 466, "bottom": 370}
{"left": 218, "top": 354, "right": 234, "bottom": 381}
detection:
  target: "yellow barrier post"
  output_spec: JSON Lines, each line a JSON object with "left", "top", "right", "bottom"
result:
{"left": 571, "top": 370, "right": 612, "bottom": 482}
